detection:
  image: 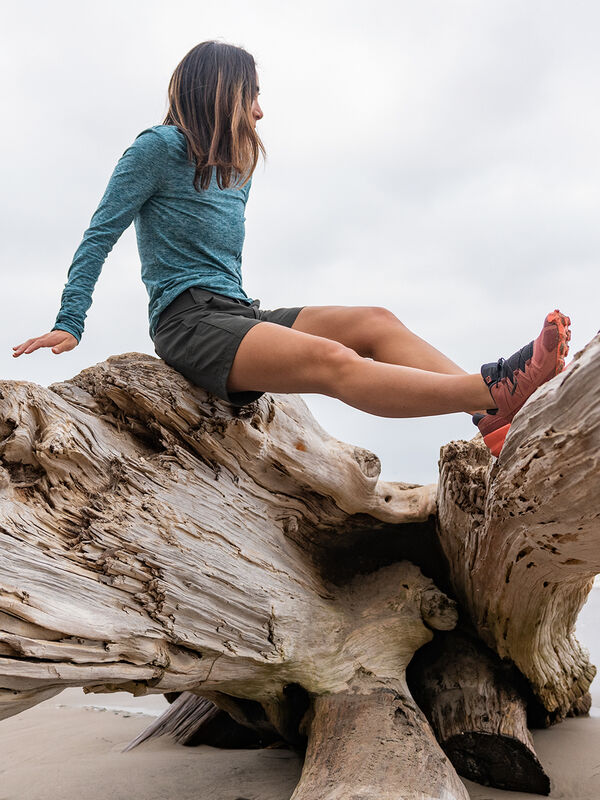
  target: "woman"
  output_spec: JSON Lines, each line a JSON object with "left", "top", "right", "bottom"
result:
{"left": 12, "top": 41, "right": 570, "bottom": 457}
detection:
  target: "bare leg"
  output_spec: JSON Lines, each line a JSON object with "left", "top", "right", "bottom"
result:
{"left": 291, "top": 306, "right": 487, "bottom": 415}
{"left": 291, "top": 305, "right": 467, "bottom": 375}
{"left": 226, "top": 321, "right": 495, "bottom": 418}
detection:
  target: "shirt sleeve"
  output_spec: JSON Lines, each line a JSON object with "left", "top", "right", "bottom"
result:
{"left": 52, "top": 128, "right": 169, "bottom": 342}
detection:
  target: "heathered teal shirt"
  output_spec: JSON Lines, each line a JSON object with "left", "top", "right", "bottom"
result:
{"left": 53, "top": 125, "right": 253, "bottom": 342}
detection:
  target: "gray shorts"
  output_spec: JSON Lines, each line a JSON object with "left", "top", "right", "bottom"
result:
{"left": 152, "top": 286, "right": 304, "bottom": 406}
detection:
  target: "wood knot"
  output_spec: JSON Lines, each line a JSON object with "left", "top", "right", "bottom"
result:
{"left": 282, "top": 516, "right": 299, "bottom": 535}
{"left": 352, "top": 447, "right": 381, "bottom": 479}
{"left": 420, "top": 587, "right": 458, "bottom": 631}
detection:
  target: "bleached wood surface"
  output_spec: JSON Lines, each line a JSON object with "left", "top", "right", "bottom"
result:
{"left": 437, "top": 335, "right": 600, "bottom": 720}
{"left": 2, "top": 338, "right": 598, "bottom": 797}
{"left": 0, "top": 354, "right": 468, "bottom": 798}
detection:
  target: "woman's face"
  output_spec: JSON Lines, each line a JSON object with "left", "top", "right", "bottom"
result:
{"left": 251, "top": 79, "right": 263, "bottom": 126}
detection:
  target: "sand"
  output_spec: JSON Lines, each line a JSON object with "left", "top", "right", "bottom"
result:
{"left": 0, "top": 689, "right": 302, "bottom": 800}
{"left": 0, "top": 687, "right": 599, "bottom": 800}
{"left": 2, "top": 585, "right": 598, "bottom": 799}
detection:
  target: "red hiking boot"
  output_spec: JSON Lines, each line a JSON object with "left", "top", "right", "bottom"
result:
{"left": 473, "top": 309, "right": 571, "bottom": 457}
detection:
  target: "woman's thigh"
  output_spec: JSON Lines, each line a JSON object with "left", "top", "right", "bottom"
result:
{"left": 226, "top": 320, "right": 360, "bottom": 396}
{"left": 290, "top": 305, "right": 400, "bottom": 357}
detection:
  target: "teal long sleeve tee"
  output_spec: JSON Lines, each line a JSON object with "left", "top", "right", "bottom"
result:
{"left": 53, "top": 125, "right": 253, "bottom": 342}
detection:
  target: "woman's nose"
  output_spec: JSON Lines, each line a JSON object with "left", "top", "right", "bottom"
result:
{"left": 253, "top": 100, "right": 263, "bottom": 120}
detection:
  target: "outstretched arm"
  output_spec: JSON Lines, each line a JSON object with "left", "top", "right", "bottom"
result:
{"left": 13, "top": 127, "right": 169, "bottom": 357}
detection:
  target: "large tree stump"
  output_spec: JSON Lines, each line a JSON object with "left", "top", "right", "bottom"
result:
{"left": 0, "top": 335, "right": 598, "bottom": 797}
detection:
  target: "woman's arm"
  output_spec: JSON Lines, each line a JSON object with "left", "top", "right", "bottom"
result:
{"left": 13, "top": 127, "right": 168, "bottom": 357}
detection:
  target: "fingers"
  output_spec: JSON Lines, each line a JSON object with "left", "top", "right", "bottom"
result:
{"left": 20, "top": 340, "right": 45, "bottom": 356}
{"left": 12, "top": 331, "right": 78, "bottom": 357}
{"left": 12, "top": 338, "right": 37, "bottom": 357}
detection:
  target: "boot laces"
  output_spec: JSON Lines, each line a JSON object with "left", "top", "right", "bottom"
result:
{"left": 495, "top": 342, "right": 533, "bottom": 395}
{"left": 492, "top": 357, "right": 515, "bottom": 394}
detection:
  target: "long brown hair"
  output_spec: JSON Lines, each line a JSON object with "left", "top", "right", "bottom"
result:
{"left": 163, "top": 41, "right": 265, "bottom": 190}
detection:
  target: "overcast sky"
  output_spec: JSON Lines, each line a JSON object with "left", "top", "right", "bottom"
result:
{"left": 2, "top": 0, "right": 599, "bottom": 485}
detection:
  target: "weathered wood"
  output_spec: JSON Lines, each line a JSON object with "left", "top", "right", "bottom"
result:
{"left": 566, "top": 691, "right": 592, "bottom": 718}
{"left": 291, "top": 674, "right": 470, "bottom": 800}
{"left": 0, "top": 359, "right": 436, "bottom": 706}
{"left": 437, "top": 335, "right": 600, "bottom": 721}
{"left": 123, "top": 691, "right": 276, "bottom": 750}
{"left": 408, "top": 629, "right": 550, "bottom": 794}
{"left": 0, "top": 356, "right": 464, "bottom": 797}
{"left": 1, "top": 339, "right": 598, "bottom": 796}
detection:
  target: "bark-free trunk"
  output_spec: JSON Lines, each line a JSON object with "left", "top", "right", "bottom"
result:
{"left": 437, "top": 335, "right": 600, "bottom": 721}
{"left": 408, "top": 629, "right": 550, "bottom": 794}
{"left": 1, "top": 338, "right": 598, "bottom": 796}
{"left": 0, "top": 356, "right": 463, "bottom": 798}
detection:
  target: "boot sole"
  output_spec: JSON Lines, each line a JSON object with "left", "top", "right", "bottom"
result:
{"left": 483, "top": 423, "right": 511, "bottom": 458}
{"left": 546, "top": 309, "right": 571, "bottom": 376}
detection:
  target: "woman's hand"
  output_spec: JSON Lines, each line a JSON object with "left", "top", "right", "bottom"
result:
{"left": 12, "top": 329, "right": 79, "bottom": 357}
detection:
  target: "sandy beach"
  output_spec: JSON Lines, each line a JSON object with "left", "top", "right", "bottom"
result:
{"left": 0, "top": 589, "right": 597, "bottom": 800}
{"left": 1, "top": 687, "right": 599, "bottom": 800}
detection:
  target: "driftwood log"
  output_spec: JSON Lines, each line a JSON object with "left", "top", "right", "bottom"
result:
{"left": 0, "top": 334, "right": 598, "bottom": 799}
{"left": 437, "top": 336, "right": 600, "bottom": 723}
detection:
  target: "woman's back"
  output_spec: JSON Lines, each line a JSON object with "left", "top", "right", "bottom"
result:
{"left": 53, "top": 124, "right": 253, "bottom": 344}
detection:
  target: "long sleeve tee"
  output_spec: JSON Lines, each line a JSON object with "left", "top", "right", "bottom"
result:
{"left": 53, "top": 125, "right": 253, "bottom": 342}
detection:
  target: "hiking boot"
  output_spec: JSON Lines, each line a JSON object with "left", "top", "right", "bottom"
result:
{"left": 473, "top": 309, "right": 571, "bottom": 457}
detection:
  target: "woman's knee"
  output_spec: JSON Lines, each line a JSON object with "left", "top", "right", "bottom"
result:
{"left": 309, "top": 337, "right": 363, "bottom": 392}
{"left": 355, "top": 307, "right": 407, "bottom": 357}
{"left": 364, "top": 306, "right": 405, "bottom": 328}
